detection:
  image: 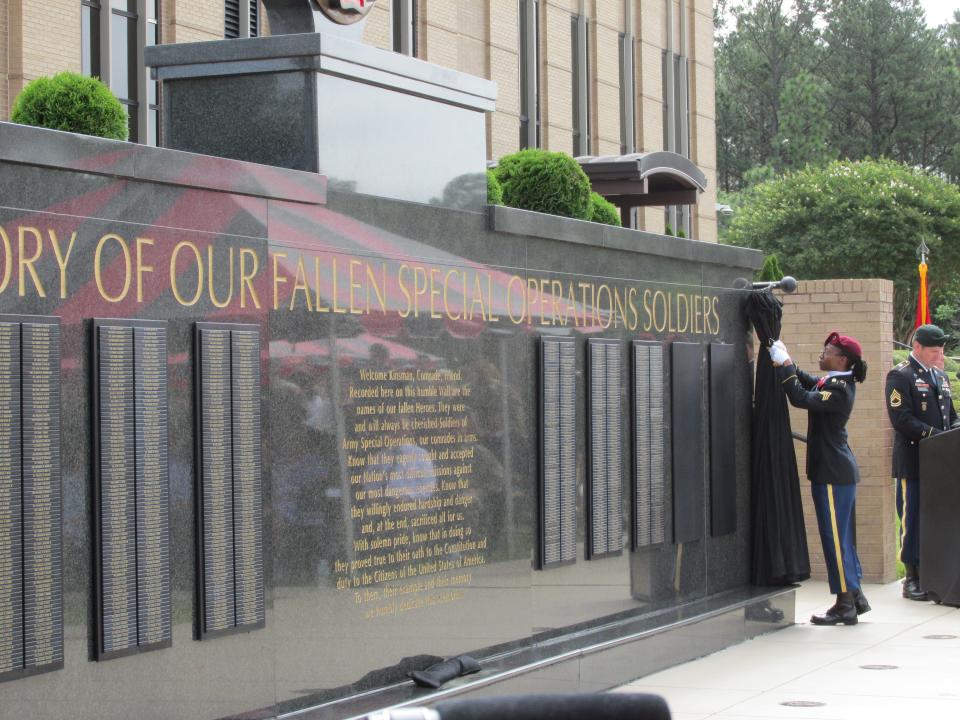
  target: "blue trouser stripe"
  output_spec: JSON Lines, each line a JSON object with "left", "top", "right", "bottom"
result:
{"left": 811, "top": 483, "right": 861, "bottom": 595}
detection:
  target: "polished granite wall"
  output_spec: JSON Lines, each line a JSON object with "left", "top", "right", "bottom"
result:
{"left": 0, "top": 123, "right": 763, "bottom": 720}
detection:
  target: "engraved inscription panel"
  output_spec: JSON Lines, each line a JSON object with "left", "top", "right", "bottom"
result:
{"left": 230, "top": 330, "right": 264, "bottom": 628}
{"left": 199, "top": 329, "right": 236, "bottom": 634}
{"left": 632, "top": 342, "right": 665, "bottom": 548}
{"left": 0, "top": 322, "right": 23, "bottom": 675}
{"left": 540, "top": 337, "right": 576, "bottom": 567}
{"left": 588, "top": 340, "right": 623, "bottom": 558}
{"left": 22, "top": 322, "right": 62, "bottom": 670}
{"left": 98, "top": 325, "right": 138, "bottom": 655}
{"left": 134, "top": 327, "right": 170, "bottom": 647}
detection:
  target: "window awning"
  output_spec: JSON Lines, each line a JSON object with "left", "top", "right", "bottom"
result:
{"left": 576, "top": 151, "right": 707, "bottom": 209}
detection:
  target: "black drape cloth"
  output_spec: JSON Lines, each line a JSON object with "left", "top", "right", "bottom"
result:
{"left": 746, "top": 290, "right": 810, "bottom": 585}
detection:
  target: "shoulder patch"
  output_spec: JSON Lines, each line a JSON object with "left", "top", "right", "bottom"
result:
{"left": 819, "top": 391, "right": 832, "bottom": 401}
{"left": 889, "top": 388, "right": 902, "bottom": 408}
{"left": 895, "top": 361, "right": 909, "bottom": 370}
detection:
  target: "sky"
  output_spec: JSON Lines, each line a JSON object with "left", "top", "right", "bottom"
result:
{"left": 920, "top": 0, "right": 959, "bottom": 27}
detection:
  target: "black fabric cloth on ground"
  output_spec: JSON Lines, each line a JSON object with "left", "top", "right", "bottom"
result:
{"left": 746, "top": 290, "right": 810, "bottom": 585}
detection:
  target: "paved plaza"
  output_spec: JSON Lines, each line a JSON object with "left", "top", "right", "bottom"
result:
{"left": 617, "top": 579, "right": 960, "bottom": 719}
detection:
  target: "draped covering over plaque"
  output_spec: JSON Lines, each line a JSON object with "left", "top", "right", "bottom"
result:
{"left": 631, "top": 341, "right": 665, "bottom": 548}
{"left": 538, "top": 336, "right": 577, "bottom": 568}
{"left": 586, "top": 339, "right": 623, "bottom": 558}
{"left": 0, "top": 316, "right": 62, "bottom": 681}
{"left": 195, "top": 323, "right": 264, "bottom": 636}
{"left": 93, "top": 319, "right": 171, "bottom": 660}
{"left": 745, "top": 291, "right": 810, "bottom": 585}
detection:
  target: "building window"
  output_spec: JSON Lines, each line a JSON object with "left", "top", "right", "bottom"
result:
{"left": 80, "top": 0, "right": 159, "bottom": 145}
{"left": 225, "top": 0, "right": 259, "bottom": 39}
{"left": 571, "top": 14, "right": 590, "bottom": 156}
{"left": 392, "top": 0, "right": 417, "bottom": 56}
{"left": 618, "top": 31, "right": 635, "bottom": 154}
{"left": 519, "top": 0, "right": 540, "bottom": 149}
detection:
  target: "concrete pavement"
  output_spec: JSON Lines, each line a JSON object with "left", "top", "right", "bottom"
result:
{"left": 615, "top": 579, "right": 960, "bottom": 719}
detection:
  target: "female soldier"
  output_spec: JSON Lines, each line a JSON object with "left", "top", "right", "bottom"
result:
{"left": 770, "top": 332, "right": 869, "bottom": 625}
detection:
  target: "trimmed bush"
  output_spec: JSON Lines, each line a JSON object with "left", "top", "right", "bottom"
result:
{"left": 588, "top": 192, "right": 621, "bottom": 226}
{"left": 494, "top": 149, "right": 591, "bottom": 219}
{"left": 757, "top": 253, "right": 784, "bottom": 282}
{"left": 11, "top": 72, "right": 127, "bottom": 141}
{"left": 486, "top": 169, "right": 503, "bottom": 206}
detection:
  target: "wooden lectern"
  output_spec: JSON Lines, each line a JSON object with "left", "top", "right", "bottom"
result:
{"left": 920, "top": 427, "right": 960, "bottom": 606}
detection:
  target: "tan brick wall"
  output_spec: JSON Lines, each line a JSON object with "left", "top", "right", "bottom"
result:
{"left": 363, "top": 2, "right": 392, "bottom": 51}
{"left": 1, "top": 0, "right": 9, "bottom": 119}
{"left": 778, "top": 279, "right": 897, "bottom": 584}
{"left": 6, "top": 0, "right": 81, "bottom": 108}
{"left": 489, "top": 0, "right": 520, "bottom": 159}
{"left": 172, "top": 0, "right": 223, "bottom": 42}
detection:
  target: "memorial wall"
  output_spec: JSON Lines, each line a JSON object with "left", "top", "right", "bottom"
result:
{"left": 0, "top": 124, "right": 765, "bottom": 720}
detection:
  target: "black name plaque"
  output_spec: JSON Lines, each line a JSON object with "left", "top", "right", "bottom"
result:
{"left": 195, "top": 323, "right": 264, "bottom": 638}
{"left": 0, "top": 315, "right": 62, "bottom": 683}
{"left": 586, "top": 339, "right": 623, "bottom": 559}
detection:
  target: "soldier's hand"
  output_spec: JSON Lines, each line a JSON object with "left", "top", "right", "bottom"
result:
{"left": 770, "top": 340, "right": 791, "bottom": 366}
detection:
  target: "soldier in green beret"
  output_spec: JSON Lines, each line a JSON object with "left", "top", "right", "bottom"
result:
{"left": 886, "top": 324, "right": 959, "bottom": 601}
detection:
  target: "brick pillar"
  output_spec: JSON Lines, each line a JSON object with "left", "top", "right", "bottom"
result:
{"left": 778, "top": 279, "right": 897, "bottom": 584}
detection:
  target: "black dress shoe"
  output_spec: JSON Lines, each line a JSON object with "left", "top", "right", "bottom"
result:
{"left": 853, "top": 588, "right": 871, "bottom": 615}
{"left": 811, "top": 593, "right": 858, "bottom": 626}
{"left": 902, "top": 577, "right": 928, "bottom": 601}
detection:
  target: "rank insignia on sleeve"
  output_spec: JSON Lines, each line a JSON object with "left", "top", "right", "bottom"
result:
{"left": 890, "top": 389, "right": 902, "bottom": 408}
{"left": 819, "top": 391, "right": 832, "bottom": 401}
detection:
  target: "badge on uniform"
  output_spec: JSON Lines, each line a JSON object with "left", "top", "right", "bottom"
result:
{"left": 819, "top": 391, "right": 832, "bottom": 401}
{"left": 921, "top": 401, "right": 928, "bottom": 411}
{"left": 890, "top": 388, "right": 902, "bottom": 408}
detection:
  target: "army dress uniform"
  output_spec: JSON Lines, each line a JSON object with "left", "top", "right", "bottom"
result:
{"left": 885, "top": 355, "right": 959, "bottom": 570}
{"left": 778, "top": 366, "right": 863, "bottom": 598}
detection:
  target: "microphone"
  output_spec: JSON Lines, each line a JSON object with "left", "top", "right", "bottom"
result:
{"left": 733, "top": 276, "right": 798, "bottom": 294}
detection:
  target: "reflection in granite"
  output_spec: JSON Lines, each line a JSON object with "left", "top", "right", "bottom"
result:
{"left": 0, "top": 124, "right": 770, "bottom": 720}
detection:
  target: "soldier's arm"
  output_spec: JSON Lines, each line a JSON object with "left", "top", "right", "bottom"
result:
{"left": 885, "top": 370, "right": 938, "bottom": 440}
{"left": 777, "top": 365, "right": 847, "bottom": 412}
{"left": 794, "top": 367, "right": 820, "bottom": 390}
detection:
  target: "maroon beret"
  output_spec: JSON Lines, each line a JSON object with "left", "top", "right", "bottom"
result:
{"left": 824, "top": 331, "right": 862, "bottom": 360}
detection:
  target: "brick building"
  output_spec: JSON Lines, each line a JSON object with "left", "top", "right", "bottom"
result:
{"left": 0, "top": 0, "right": 718, "bottom": 240}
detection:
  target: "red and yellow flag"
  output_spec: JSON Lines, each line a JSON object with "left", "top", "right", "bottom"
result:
{"left": 915, "top": 260, "right": 930, "bottom": 329}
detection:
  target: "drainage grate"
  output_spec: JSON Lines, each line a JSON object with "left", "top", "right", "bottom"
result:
{"left": 780, "top": 701, "right": 827, "bottom": 707}
{"left": 923, "top": 634, "right": 958, "bottom": 640}
{"left": 859, "top": 664, "right": 898, "bottom": 670}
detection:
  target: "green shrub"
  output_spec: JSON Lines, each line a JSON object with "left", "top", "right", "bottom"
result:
{"left": 494, "top": 149, "right": 591, "bottom": 219}
{"left": 676, "top": 227, "right": 686, "bottom": 238}
{"left": 664, "top": 222, "right": 674, "bottom": 236}
{"left": 486, "top": 169, "right": 503, "bottom": 206}
{"left": 758, "top": 253, "right": 784, "bottom": 281}
{"left": 588, "top": 192, "right": 621, "bottom": 226}
{"left": 11, "top": 72, "right": 127, "bottom": 140}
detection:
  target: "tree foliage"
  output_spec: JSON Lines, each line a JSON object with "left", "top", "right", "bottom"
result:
{"left": 716, "top": 1, "right": 960, "bottom": 189}
{"left": 725, "top": 159, "right": 960, "bottom": 341}
{"left": 757, "top": 254, "right": 784, "bottom": 281}
{"left": 12, "top": 71, "right": 127, "bottom": 140}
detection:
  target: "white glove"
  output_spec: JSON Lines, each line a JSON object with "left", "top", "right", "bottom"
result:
{"left": 769, "top": 340, "right": 791, "bottom": 365}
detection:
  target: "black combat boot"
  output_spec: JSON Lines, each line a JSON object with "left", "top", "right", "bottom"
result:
{"left": 811, "top": 592, "right": 858, "bottom": 626}
{"left": 902, "top": 564, "right": 928, "bottom": 601}
{"left": 853, "top": 587, "right": 871, "bottom": 615}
